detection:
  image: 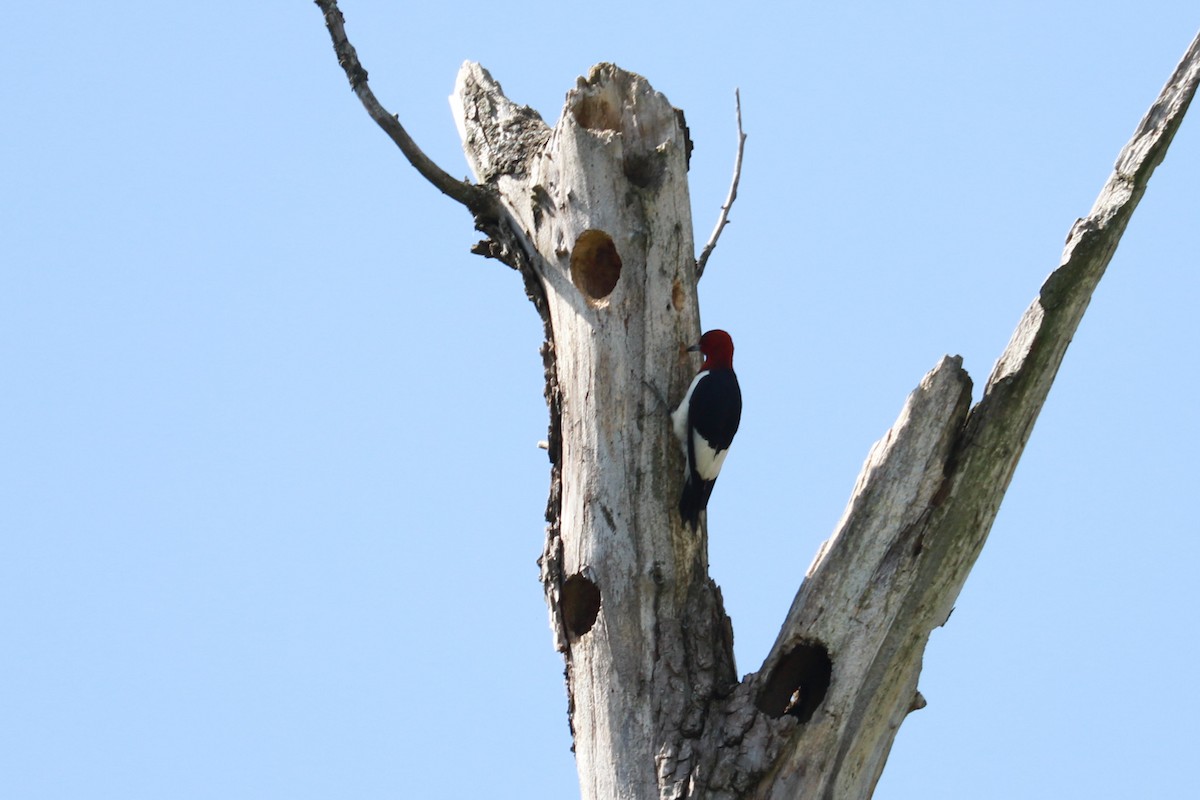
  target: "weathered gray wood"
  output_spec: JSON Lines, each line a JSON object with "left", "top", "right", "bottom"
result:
{"left": 453, "top": 62, "right": 735, "bottom": 800}
{"left": 739, "top": 358, "right": 971, "bottom": 799}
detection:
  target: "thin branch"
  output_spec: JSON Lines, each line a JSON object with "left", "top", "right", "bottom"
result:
{"left": 695, "top": 89, "right": 746, "bottom": 278}
{"left": 314, "top": 0, "right": 491, "bottom": 213}
{"left": 969, "top": 25, "right": 1200, "bottom": 444}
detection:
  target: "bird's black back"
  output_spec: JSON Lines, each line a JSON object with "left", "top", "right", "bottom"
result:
{"left": 688, "top": 368, "right": 741, "bottom": 449}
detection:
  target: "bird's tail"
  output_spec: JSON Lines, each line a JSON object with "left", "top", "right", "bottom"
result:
{"left": 679, "top": 478, "right": 712, "bottom": 531}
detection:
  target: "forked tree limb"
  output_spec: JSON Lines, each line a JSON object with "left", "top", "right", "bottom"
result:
{"left": 748, "top": 28, "right": 1200, "bottom": 800}
{"left": 696, "top": 89, "right": 747, "bottom": 278}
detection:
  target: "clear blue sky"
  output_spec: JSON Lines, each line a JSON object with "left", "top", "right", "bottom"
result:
{"left": 2, "top": 2, "right": 1197, "bottom": 798}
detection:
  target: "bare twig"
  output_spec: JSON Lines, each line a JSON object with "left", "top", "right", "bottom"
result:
{"left": 314, "top": 0, "right": 492, "bottom": 213}
{"left": 695, "top": 89, "right": 746, "bottom": 278}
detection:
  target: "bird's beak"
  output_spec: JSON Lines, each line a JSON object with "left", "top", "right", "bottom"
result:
{"left": 686, "top": 343, "right": 702, "bottom": 353}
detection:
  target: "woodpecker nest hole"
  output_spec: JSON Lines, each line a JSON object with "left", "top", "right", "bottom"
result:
{"left": 756, "top": 640, "right": 833, "bottom": 724}
{"left": 572, "top": 93, "right": 621, "bottom": 133}
{"left": 561, "top": 573, "right": 601, "bottom": 638}
{"left": 570, "top": 230, "right": 622, "bottom": 305}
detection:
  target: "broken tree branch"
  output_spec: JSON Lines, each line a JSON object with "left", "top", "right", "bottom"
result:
{"left": 696, "top": 89, "right": 746, "bottom": 278}
{"left": 750, "top": 27, "right": 1200, "bottom": 800}
{"left": 314, "top": 0, "right": 492, "bottom": 213}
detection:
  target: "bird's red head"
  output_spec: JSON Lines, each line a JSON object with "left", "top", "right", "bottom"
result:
{"left": 696, "top": 329, "right": 735, "bottom": 370}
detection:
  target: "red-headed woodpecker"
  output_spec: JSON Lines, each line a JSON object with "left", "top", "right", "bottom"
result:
{"left": 672, "top": 329, "right": 742, "bottom": 530}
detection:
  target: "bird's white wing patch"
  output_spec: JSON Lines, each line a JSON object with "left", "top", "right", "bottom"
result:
{"left": 672, "top": 372, "right": 705, "bottom": 446}
{"left": 691, "top": 430, "right": 729, "bottom": 481}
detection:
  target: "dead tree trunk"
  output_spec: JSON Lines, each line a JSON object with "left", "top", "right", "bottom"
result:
{"left": 315, "top": 4, "right": 1199, "bottom": 797}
